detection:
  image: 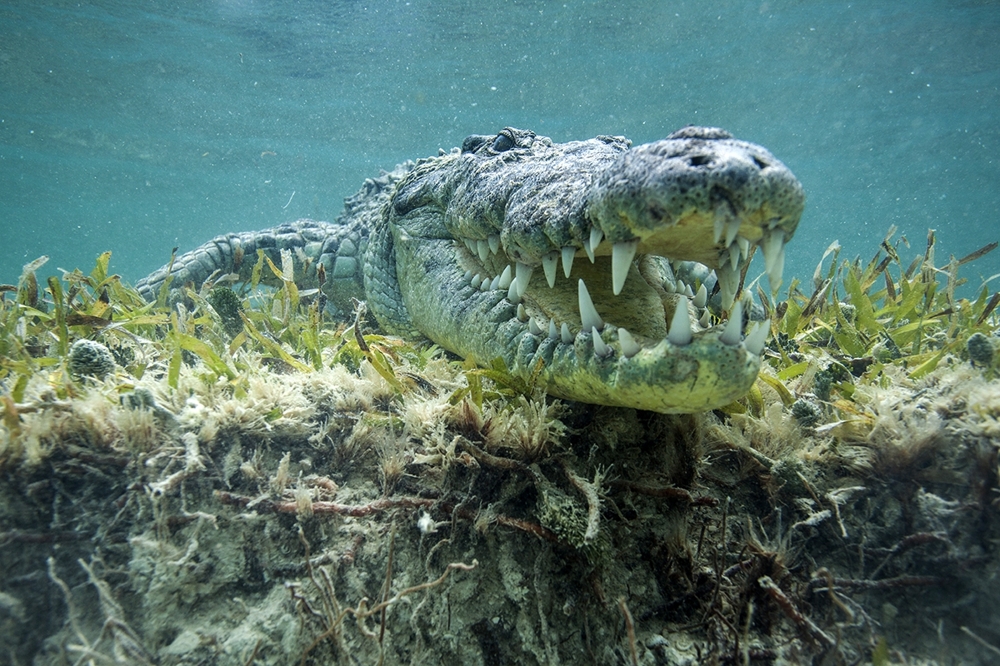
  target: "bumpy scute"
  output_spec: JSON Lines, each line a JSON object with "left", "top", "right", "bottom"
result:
{"left": 137, "top": 127, "right": 805, "bottom": 413}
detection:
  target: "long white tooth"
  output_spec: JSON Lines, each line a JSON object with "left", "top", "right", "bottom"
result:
{"left": 548, "top": 319, "right": 559, "bottom": 339}
{"left": 618, "top": 328, "right": 640, "bottom": 358}
{"left": 720, "top": 301, "right": 743, "bottom": 346}
{"left": 477, "top": 239, "right": 490, "bottom": 262}
{"left": 498, "top": 265, "right": 513, "bottom": 290}
{"left": 490, "top": 275, "right": 501, "bottom": 291}
{"left": 586, "top": 227, "right": 603, "bottom": 262}
{"left": 578, "top": 280, "right": 603, "bottom": 331}
{"left": 561, "top": 322, "right": 573, "bottom": 344}
{"left": 488, "top": 234, "right": 501, "bottom": 254}
{"left": 529, "top": 317, "right": 543, "bottom": 336}
{"left": 744, "top": 322, "right": 769, "bottom": 355}
{"left": 471, "top": 273, "right": 482, "bottom": 287}
{"left": 717, "top": 264, "right": 738, "bottom": 310}
{"left": 668, "top": 298, "right": 692, "bottom": 346}
{"left": 694, "top": 283, "right": 708, "bottom": 308}
{"left": 724, "top": 218, "right": 741, "bottom": 247}
{"left": 515, "top": 262, "right": 533, "bottom": 297}
{"left": 542, "top": 251, "right": 559, "bottom": 288}
{"left": 612, "top": 240, "right": 638, "bottom": 295}
{"left": 737, "top": 236, "right": 750, "bottom": 260}
{"left": 561, "top": 246, "right": 575, "bottom": 278}
{"left": 464, "top": 238, "right": 476, "bottom": 253}
{"left": 768, "top": 246, "right": 786, "bottom": 292}
{"left": 591, "top": 326, "right": 610, "bottom": 357}
{"left": 761, "top": 230, "right": 784, "bottom": 275}
{"left": 729, "top": 244, "right": 740, "bottom": 271}
{"left": 713, "top": 215, "right": 726, "bottom": 245}
{"left": 517, "top": 304, "right": 527, "bottom": 322}
{"left": 684, "top": 284, "right": 695, "bottom": 298}
{"left": 507, "top": 280, "right": 520, "bottom": 304}
{"left": 463, "top": 270, "right": 473, "bottom": 282}
{"left": 699, "top": 308, "right": 711, "bottom": 328}
{"left": 480, "top": 277, "right": 491, "bottom": 291}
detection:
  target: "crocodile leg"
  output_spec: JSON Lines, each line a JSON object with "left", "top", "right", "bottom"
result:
{"left": 135, "top": 220, "right": 367, "bottom": 317}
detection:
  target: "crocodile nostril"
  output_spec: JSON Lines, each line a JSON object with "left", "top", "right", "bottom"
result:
{"left": 688, "top": 154, "right": 711, "bottom": 167}
{"left": 752, "top": 156, "right": 769, "bottom": 170}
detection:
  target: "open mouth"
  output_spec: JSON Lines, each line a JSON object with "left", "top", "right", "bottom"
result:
{"left": 392, "top": 126, "right": 804, "bottom": 412}
{"left": 451, "top": 205, "right": 788, "bottom": 368}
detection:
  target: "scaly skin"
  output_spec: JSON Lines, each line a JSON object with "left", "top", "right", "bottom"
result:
{"left": 137, "top": 126, "right": 804, "bottom": 413}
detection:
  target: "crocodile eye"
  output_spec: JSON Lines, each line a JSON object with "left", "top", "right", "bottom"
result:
{"left": 491, "top": 132, "right": 515, "bottom": 152}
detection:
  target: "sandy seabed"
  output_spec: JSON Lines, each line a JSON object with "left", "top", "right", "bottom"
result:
{"left": 2, "top": 340, "right": 999, "bottom": 666}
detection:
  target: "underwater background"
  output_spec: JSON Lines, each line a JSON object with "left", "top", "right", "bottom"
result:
{"left": 1, "top": 0, "right": 998, "bottom": 291}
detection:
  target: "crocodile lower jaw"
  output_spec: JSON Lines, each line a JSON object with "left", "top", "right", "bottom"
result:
{"left": 394, "top": 220, "right": 778, "bottom": 413}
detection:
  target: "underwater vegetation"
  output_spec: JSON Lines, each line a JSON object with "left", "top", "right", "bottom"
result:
{"left": 0, "top": 230, "right": 998, "bottom": 665}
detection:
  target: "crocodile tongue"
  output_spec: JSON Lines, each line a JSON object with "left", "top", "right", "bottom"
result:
{"left": 525, "top": 258, "right": 666, "bottom": 340}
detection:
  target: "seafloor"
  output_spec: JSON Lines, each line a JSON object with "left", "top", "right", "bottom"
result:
{"left": 1, "top": 244, "right": 999, "bottom": 665}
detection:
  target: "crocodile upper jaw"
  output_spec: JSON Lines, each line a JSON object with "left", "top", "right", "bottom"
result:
{"left": 387, "top": 126, "right": 804, "bottom": 413}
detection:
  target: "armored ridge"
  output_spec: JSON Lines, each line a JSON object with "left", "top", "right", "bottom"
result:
{"left": 137, "top": 126, "right": 805, "bottom": 412}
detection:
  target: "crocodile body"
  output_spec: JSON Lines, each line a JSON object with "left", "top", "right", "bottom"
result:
{"left": 137, "top": 127, "right": 804, "bottom": 413}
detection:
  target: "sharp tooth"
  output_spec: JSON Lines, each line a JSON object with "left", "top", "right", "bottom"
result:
{"left": 717, "top": 264, "right": 738, "bottom": 310}
{"left": 548, "top": 319, "right": 559, "bottom": 339}
{"left": 507, "top": 280, "right": 520, "bottom": 304}
{"left": 542, "top": 251, "right": 558, "bottom": 288}
{"left": 744, "top": 322, "right": 769, "bottom": 355}
{"left": 463, "top": 270, "right": 473, "bottom": 282}
{"left": 713, "top": 215, "right": 725, "bottom": 245}
{"left": 477, "top": 240, "right": 489, "bottom": 262}
{"left": 737, "top": 236, "right": 750, "bottom": 260}
{"left": 471, "top": 273, "right": 482, "bottom": 287}
{"left": 729, "top": 244, "right": 740, "bottom": 271}
{"left": 699, "top": 308, "right": 711, "bottom": 328}
{"left": 676, "top": 280, "right": 686, "bottom": 295}
{"left": 662, "top": 280, "right": 675, "bottom": 294}
{"left": 694, "top": 283, "right": 708, "bottom": 308}
{"left": 529, "top": 317, "right": 543, "bottom": 336}
{"left": 578, "top": 280, "right": 603, "bottom": 331}
{"left": 585, "top": 227, "right": 603, "bottom": 262}
{"left": 517, "top": 304, "right": 527, "bottom": 322}
{"left": 592, "top": 326, "right": 610, "bottom": 357}
{"left": 612, "top": 240, "right": 638, "bottom": 295}
{"left": 515, "top": 262, "right": 533, "bottom": 297}
{"left": 724, "top": 218, "right": 741, "bottom": 247}
{"left": 464, "top": 238, "right": 476, "bottom": 253}
{"left": 684, "top": 284, "right": 694, "bottom": 298}
{"left": 768, "top": 245, "right": 785, "bottom": 292}
{"left": 761, "top": 230, "right": 784, "bottom": 275}
{"left": 498, "top": 265, "right": 513, "bottom": 289}
{"left": 490, "top": 275, "right": 501, "bottom": 291}
{"left": 561, "top": 246, "right": 575, "bottom": 278}
{"left": 561, "top": 323, "right": 573, "bottom": 344}
{"left": 618, "top": 328, "right": 640, "bottom": 358}
{"left": 720, "top": 301, "right": 743, "bottom": 346}
{"left": 488, "top": 234, "right": 501, "bottom": 254}
{"left": 480, "top": 277, "right": 491, "bottom": 291}
{"left": 668, "top": 298, "right": 692, "bottom": 346}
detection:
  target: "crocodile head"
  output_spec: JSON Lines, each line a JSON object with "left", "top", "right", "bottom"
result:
{"left": 372, "top": 127, "right": 804, "bottom": 413}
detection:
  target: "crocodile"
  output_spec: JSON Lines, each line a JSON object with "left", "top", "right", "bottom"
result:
{"left": 136, "top": 126, "right": 804, "bottom": 413}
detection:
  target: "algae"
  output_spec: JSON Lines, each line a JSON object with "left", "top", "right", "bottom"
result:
{"left": 0, "top": 230, "right": 998, "bottom": 665}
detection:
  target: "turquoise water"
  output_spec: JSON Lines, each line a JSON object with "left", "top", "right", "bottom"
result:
{"left": 2, "top": 0, "right": 998, "bottom": 294}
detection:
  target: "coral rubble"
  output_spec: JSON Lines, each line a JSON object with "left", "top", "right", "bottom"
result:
{"left": 1, "top": 233, "right": 999, "bottom": 665}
